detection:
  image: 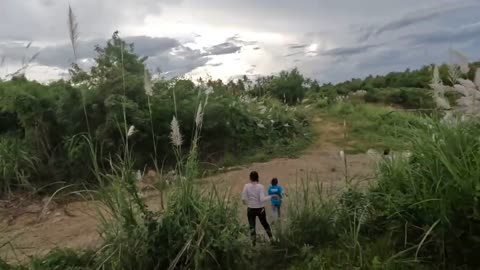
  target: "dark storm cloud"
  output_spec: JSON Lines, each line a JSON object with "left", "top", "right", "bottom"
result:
{"left": 203, "top": 35, "right": 259, "bottom": 56}
{"left": 289, "top": 44, "right": 307, "bottom": 49}
{"left": 359, "top": 2, "right": 480, "bottom": 41}
{"left": 285, "top": 52, "right": 303, "bottom": 57}
{"left": 2, "top": 0, "right": 480, "bottom": 83}
{"left": 0, "top": 36, "right": 209, "bottom": 77}
{"left": 204, "top": 42, "right": 241, "bottom": 55}
{"left": 405, "top": 22, "right": 480, "bottom": 45}
{"left": 226, "top": 35, "right": 258, "bottom": 46}
{"left": 0, "top": 0, "right": 171, "bottom": 41}
{"left": 150, "top": 46, "right": 210, "bottom": 77}
{"left": 321, "top": 44, "right": 383, "bottom": 57}
{"left": 0, "top": 36, "right": 182, "bottom": 67}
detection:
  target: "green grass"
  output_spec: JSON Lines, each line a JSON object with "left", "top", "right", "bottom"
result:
{"left": 368, "top": 117, "right": 480, "bottom": 268}
{"left": 323, "top": 101, "right": 423, "bottom": 152}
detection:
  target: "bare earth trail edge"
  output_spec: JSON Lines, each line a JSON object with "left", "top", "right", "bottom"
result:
{"left": 0, "top": 117, "right": 375, "bottom": 263}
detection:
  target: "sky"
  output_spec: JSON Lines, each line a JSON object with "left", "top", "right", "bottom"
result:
{"left": 1, "top": 0, "right": 480, "bottom": 83}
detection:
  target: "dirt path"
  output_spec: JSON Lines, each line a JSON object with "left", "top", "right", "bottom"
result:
{"left": 0, "top": 117, "right": 376, "bottom": 263}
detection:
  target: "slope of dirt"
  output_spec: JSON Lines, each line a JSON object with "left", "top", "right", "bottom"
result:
{"left": 0, "top": 117, "right": 376, "bottom": 263}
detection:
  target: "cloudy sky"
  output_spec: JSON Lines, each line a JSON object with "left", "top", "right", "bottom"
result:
{"left": 1, "top": 0, "right": 479, "bottom": 83}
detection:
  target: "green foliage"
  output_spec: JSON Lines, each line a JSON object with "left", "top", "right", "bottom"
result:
{"left": 365, "top": 88, "right": 435, "bottom": 109}
{"left": 92, "top": 110, "right": 251, "bottom": 270}
{"left": 27, "top": 249, "right": 95, "bottom": 270}
{"left": 278, "top": 176, "right": 340, "bottom": 251}
{"left": 0, "top": 34, "right": 310, "bottom": 194}
{"left": 313, "top": 62, "right": 480, "bottom": 109}
{"left": 0, "top": 136, "right": 37, "bottom": 194}
{"left": 268, "top": 68, "right": 306, "bottom": 105}
{"left": 0, "top": 249, "right": 95, "bottom": 270}
{"left": 369, "top": 118, "right": 480, "bottom": 268}
{"left": 325, "top": 101, "right": 422, "bottom": 151}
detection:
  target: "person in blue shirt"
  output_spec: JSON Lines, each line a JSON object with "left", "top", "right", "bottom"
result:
{"left": 268, "top": 178, "right": 285, "bottom": 223}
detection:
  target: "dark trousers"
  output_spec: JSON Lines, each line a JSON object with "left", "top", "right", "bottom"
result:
{"left": 247, "top": 207, "right": 273, "bottom": 245}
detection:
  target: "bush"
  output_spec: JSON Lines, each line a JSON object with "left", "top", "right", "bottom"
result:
{"left": 384, "top": 88, "right": 434, "bottom": 109}
{"left": 369, "top": 118, "right": 480, "bottom": 268}
{"left": 93, "top": 106, "right": 252, "bottom": 270}
{"left": 278, "top": 173, "right": 341, "bottom": 251}
{"left": 27, "top": 249, "right": 95, "bottom": 270}
{"left": 268, "top": 68, "right": 307, "bottom": 105}
{"left": 0, "top": 136, "right": 38, "bottom": 194}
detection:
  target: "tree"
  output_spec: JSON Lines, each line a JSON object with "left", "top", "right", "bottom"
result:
{"left": 269, "top": 68, "right": 306, "bottom": 105}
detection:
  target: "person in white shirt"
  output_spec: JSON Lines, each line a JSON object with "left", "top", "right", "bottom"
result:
{"left": 242, "top": 171, "right": 278, "bottom": 245}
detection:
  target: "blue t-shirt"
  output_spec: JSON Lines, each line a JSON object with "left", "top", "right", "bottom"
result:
{"left": 268, "top": 185, "right": 284, "bottom": 206}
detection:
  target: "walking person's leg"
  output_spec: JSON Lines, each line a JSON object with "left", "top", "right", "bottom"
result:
{"left": 271, "top": 205, "right": 278, "bottom": 224}
{"left": 272, "top": 205, "right": 279, "bottom": 221}
{"left": 258, "top": 208, "right": 273, "bottom": 240}
{"left": 247, "top": 208, "right": 257, "bottom": 246}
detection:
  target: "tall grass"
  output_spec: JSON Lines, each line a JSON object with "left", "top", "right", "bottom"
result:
{"left": 0, "top": 137, "right": 37, "bottom": 195}
{"left": 279, "top": 172, "right": 339, "bottom": 251}
{"left": 90, "top": 84, "right": 251, "bottom": 269}
{"left": 369, "top": 117, "right": 480, "bottom": 268}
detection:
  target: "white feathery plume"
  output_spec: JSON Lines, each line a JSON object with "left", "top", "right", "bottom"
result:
{"left": 195, "top": 102, "right": 204, "bottom": 128}
{"left": 454, "top": 84, "right": 468, "bottom": 96}
{"left": 434, "top": 95, "right": 451, "bottom": 110}
{"left": 475, "top": 69, "right": 480, "bottom": 88}
{"left": 68, "top": 5, "right": 79, "bottom": 61}
{"left": 127, "top": 125, "right": 136, "bottom": 137}
{"left": 170, "top": 116, "right": 183, "bottom": 146}
{"left": 205, "top": 86, "right": 214, "bottom": 95}
{"left": 458, "top": 79, "right": 476, "bottom": 90}
{"left": 144, "top": 69, "right": 153, "bottom": 96}
{"left": 432, "top": 66, "right": 442, "bottom": 85}
{"left": 339, "top": 150, "right": 345, "bottom": 160}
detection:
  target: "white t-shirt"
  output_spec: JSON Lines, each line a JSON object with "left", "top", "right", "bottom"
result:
{"left": 242, "top": 182, "right": 271, "bottom": 209}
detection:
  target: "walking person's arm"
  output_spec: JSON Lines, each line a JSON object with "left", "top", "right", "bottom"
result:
{"left": 260, "top": 185, "right": 277, "bottom": 202}
{"left": 242, "top": 184, "right": 248, "bottom": 205}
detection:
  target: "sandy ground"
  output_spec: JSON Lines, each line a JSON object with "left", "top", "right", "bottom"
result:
{"left": 0, "top": 117, "right": 376, "bottom": 263}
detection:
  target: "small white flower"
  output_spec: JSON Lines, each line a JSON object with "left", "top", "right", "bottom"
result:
{"left": 339, "top": 150, "right": 345, "bottom": 160}
{"left": 127, "top": 125, "right": 136, "bottom": 137}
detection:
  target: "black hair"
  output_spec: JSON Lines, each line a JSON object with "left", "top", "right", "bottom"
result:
{"left": 249, "top": 171, "right": 259, "bottom": 182}
{"left": 271, "top": 178, "right": 278, "bottom": 186}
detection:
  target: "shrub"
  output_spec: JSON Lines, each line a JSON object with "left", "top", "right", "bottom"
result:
{"left": 0, "top": 136, "right": 37, "bottom": 194}
{"left": 278, "top": 174, "right": 341, "bottom": 251}
{"left": 370, "top": 118, "right": 480, "bottom": 268}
